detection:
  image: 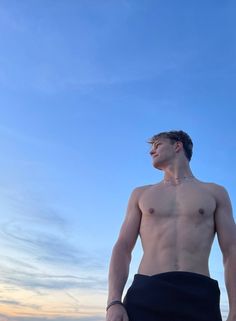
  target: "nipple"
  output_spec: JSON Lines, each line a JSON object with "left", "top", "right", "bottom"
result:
{"left": 199, "top": 208, "right": 204, "bottom": 215}
{"left": 149, "top": 208, "right": 155, "bottom": 214}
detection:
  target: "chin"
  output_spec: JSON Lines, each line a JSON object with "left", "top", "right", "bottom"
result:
{"left": 152, "top": 161, "right": 163, "bottom": 170}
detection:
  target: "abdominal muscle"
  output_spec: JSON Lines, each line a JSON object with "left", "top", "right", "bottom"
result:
{"left": 138, "top": 249, "right": 211, "bottom": 277}
{"left": 137, "top": 217, "right": 214, "bottom": 277}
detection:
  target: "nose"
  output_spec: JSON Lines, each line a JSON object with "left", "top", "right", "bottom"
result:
{"left": 150, "top": 148, "right": 155, "bottom": 156}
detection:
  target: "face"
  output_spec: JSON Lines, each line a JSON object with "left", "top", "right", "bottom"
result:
{"left": 149, "top": 138, "right": 177, "bottom": 169}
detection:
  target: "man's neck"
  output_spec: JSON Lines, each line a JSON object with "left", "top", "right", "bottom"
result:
{"left": 163, "top": 163, "right": 194, "bottom": 186}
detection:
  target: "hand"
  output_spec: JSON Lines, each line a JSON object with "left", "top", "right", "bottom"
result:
{"left": 106, "top": 303, "right": 129, "bottom": 321}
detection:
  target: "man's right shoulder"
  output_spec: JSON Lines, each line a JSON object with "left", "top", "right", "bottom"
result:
{"left": 130, "top": 184, "right": 153, "bottom": 199}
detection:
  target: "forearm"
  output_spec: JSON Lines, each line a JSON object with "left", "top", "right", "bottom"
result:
{"left": 107, "top": 242, "right": 132, "bottom": 304}
{"left": 224, "top": 247, "right": 236, "bottom": 317}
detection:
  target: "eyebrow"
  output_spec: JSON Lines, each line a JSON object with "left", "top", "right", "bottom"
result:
{"left": 150, "top": 141, "right": 161, "bottom": 148}
{"left": 152, "top": 140, "right": 162, "bottom": 145}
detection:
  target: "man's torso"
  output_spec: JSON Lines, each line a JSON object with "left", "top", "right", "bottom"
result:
{"left": 137, "top": 180, "right": 217, "bottom": 277}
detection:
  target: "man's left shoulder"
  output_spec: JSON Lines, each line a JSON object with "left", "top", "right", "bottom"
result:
{"left": 202, "top": 181, "right": 229, "bottom": 201}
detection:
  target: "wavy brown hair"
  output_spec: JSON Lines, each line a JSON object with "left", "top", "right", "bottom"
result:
{"left": 148, "top": 130, "right": 193, "bottom": 161}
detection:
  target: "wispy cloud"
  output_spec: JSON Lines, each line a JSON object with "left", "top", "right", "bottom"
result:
{"left": 0, "top": 315, "right": 105, "bottom": 321}
{"left": 0, "top": 182, "right": 107, "bottom": 319}
{"left": 1, "top": 215, "right": 104, "bottom": 269}
{"left": 0, "top": 264, "right": 106, "bottom": 292}
{"left": 0, "top": 300, "right": 21, "bottom": 306}
{"left": 0, "top": 176, "right": 105, "bottom": 267}
{"left": 0, "top": 300, "right": 41, "bottom": 310}
{"left": 0, "top": 314, "right": 11, "bottom": 321}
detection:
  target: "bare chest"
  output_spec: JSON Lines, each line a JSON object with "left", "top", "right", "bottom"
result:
{"left": 139, "top": 183, "right": 217, "bottom": 223}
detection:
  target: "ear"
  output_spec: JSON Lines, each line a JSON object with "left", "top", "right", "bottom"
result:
{"left": 175, "top": 141, "right": 183, "bottom": 152}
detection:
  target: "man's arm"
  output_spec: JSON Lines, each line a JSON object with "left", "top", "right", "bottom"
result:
{"left": 214, "top": 184, "right": 236, "bottom": 321}
{"left": 107, "top": 187, "right": 143, "bottom": 305}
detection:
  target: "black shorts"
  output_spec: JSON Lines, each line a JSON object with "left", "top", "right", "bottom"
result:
{"left": 123, "top": 271, "right": 222, "bottom": 321}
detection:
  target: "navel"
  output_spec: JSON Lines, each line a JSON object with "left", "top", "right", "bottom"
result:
{"left": 198, "top": 208, "right": 205, "bottom": 215}
{"left": 149, "top": 208, "right": 155, "bottom": 214}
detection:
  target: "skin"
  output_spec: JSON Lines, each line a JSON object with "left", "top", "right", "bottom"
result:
{"left": 106, "top": 137, "right": 236, "bottom": 321}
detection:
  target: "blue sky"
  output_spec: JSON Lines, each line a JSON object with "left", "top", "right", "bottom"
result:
{"left": 0, "top": 0, "right": 236, "bottom": 320}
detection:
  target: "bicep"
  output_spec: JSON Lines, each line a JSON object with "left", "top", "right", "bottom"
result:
{"left": 215, "top": 186, "right": 236, "bottom": 259}
{"left": 116, "top": 188, "right": 143, "bottom": 252}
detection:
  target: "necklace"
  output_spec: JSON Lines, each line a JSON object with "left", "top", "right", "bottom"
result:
{"left": 163, "top": 175, "right": 195, "bottom": 186}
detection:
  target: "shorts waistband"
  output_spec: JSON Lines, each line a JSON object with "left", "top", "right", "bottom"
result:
{"left": 134, "top": 271, "right": 219, "bottom": 285}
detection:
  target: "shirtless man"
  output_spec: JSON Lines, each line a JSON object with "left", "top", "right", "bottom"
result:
{"left": 106, "top": 130, "right": 236, "bottom": 321}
